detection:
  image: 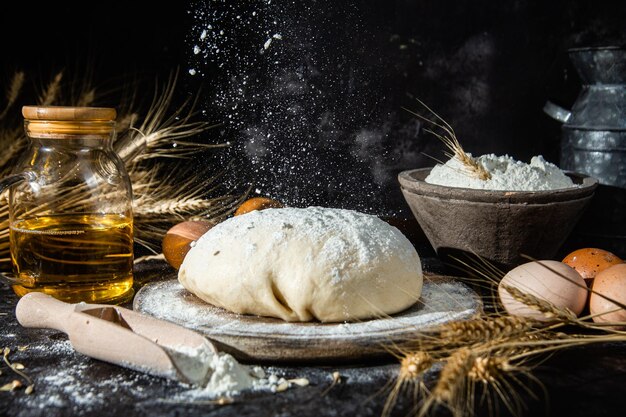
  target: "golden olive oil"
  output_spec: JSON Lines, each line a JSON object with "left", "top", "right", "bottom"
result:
{"left": 10, "top": 214, "right": 134, "bottom": 303}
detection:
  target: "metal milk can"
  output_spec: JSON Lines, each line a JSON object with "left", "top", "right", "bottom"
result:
{"left": 544, "top": 46, "right": 626, "bottom": 188}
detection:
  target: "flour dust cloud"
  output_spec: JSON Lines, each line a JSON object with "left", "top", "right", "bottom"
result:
{"left": 186, "top": 0, "right": 425, "bottom": 215}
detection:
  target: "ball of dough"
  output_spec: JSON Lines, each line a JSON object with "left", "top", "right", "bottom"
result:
{"left": 179, "top": 207, "right": 423, "bottom": 322}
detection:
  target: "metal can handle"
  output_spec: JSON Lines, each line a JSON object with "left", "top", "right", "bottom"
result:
{"left": 543, "top": 101, "right": 572, "bottom": 124}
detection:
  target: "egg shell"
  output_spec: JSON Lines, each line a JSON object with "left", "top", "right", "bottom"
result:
{"left": 234, "top": 197, "right": 283, "bottom": 216}
{"left": 562, "top": 248, "right": 622, "bottom": 282}
{"left": 162, "top": 220, "right": 216, "bottom": 270}
{"left": 589, "top": 263, "right": 626, "bottom": 327}
{"left": 498, "top": 260, "right": 587, "bottom": 322}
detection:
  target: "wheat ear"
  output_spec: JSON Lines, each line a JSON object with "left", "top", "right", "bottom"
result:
{"left": 466, "top": 354, "right": 536, "bottom": 417}
{"left": 501, "top": 284, "right": 579, "bottom": 322}
{"left": 405, "top": 99, "right": 491, "bottom": 180}
{"left": 38, "top": 72, "right": 63, "bottom": 106}
{"left": 381, "top": 351, "right": 434, "bottom": 417}
{"left": 436, "top": 315, "right": 535, "bottom": 346}
{"left": 433, "top": 348, "right": 474, "bottom": 404}
{"left": 415, "top": 348, "right": 474, "bottom": 417}
{"left": 0, "top": 71, "right": 25, "bottom": 120}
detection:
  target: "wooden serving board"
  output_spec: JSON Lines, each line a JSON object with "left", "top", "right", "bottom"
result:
{"left": 133, "top": 274, "right": 481, "bottom": 363}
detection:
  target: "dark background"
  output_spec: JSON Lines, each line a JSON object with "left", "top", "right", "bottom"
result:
{"left": 2, "top": 5, "right": 626, "bottom": 416}
{"left": 2, "top": 0, "right": 625, "bottom": 217}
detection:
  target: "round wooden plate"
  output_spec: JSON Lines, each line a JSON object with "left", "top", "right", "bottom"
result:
{"left": 133, "top": 274, "right": 481, "bottom": 363}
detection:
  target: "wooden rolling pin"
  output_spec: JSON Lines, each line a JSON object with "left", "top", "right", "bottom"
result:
{"left": 15, "top": 292, "right": 217, "bottom": 385}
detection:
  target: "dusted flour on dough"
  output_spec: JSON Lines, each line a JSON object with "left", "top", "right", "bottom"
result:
{"left": 425, "top": 154, "right": 575, "bottom": 191}
{"left": 179, "top": 207, "right": 423, "bottom": 322}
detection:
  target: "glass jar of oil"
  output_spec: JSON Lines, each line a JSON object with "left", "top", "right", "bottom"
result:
{"left": 0, "top": 106, "right": 134, "bottom": 303}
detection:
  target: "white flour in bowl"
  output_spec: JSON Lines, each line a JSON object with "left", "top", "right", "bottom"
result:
{"left": 425, "top": 154, "right": 575, "bottom": 191}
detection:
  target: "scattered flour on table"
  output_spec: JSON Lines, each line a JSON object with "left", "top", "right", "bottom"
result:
{"left": 12, "top": 339, "right": 293, "bottom": 412}
{"left": 426, "top": 154, "right": 575, "bottom": 191}
{"left": 3, "top": 336, "right": 419, "bottom": 410}
{"left": 13, "top": 339, "right": 155, "bottom": 411}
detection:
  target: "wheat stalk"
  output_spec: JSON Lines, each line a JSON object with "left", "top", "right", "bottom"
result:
{"left": 383, "top": 257, "right": 626, "bottom": 417}
{"left": 435, "top": 315, "right": 535, "bottom": 346}
{"left": 127, "top": 157, "right": 245, "bottom": 252}
{"left": 501, "top": 284, "right": 579, "bottom": 322}
{"left": 0, "top": 72, "right": 25, "bottom": 120}
{"left": 115, "top": 72, "right": 225, "bottom": 164}
{"left": 0, "top": 71, "right": 242, "bottom": 264}
{"left": 468, "top": 356, "right": 512, "bottom": 384}
{"left": 384, "top": 252, "right": 626, "bottom": 417}
{"left": 381, "top": 350, "right": 433, "bottom": 417}
{"left": 405, "top": 99, "right": 491, "bottom": 180}
{"left": 0, "top": 130, "right": 26, "bottom": 174}
{"left": 466, "top": 353, "right": 538, "bottom": 417}
{"left": 38, "top": 72, "right": 63, "bottom": 106}
{"left": 134, "top": 197, "right": 218, "bottom": 216}
{"left": 433, "top": 348, "right": 473, "bottom": 404}
{"left": 76, "top": 88, "right": 96, "bottom": 107}
{"left": 411, "top": 347, "right": 475, "bottom": 417}
{"left": 0, "top": 71, "right": 28, "bottom": 175}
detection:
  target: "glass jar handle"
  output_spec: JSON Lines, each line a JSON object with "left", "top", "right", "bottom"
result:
{"left": 0, "top": 171, "right": 37, "bottom": 288}
{"left": 0, "top": 172, "right": 34, "bottom": 194}
{"left": 0, "top": 271, "right": 35, "bottom": 287}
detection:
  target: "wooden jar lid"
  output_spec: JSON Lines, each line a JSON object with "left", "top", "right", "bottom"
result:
{"left": 22, "top": 106, "right": 116, "bottom": 121}
{"left": 22, "top": 106, "right": 117, "bottom": 138}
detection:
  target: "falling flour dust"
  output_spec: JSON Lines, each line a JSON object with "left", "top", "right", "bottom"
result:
{"left": 185, "top": 0, "right": 422, "bottom": 214}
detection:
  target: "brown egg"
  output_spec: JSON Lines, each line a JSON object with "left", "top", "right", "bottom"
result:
{"left": 589, "top": 263, "right": 626, "bottom": 328}
{"left": 234, "top": 197, "right": 283, "bottom": 216}
{"left": 162, "top": 220, "right": 216, "bottom": 269}
{"left": 562, "top": 248, "right": 622, "bottom": 285}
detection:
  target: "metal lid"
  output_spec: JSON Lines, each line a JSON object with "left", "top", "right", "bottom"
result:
{"left": 22, "top": 106, "right": 116, "bottom": 121}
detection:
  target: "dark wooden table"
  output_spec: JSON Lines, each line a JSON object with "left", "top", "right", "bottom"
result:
{"left": 2, "top": 259, "right": 626, "bottom": 417}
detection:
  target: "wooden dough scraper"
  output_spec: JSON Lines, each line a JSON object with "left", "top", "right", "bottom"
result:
{"left": 15, "top": 292, "right": 217, "bottom": 385}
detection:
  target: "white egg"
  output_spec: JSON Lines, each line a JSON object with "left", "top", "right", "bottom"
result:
{"left": 498, "top": 260, "right": 587, "bottom": 322}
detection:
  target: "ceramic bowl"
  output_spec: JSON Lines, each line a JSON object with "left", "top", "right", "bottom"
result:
{"left": 398, "top": 168, "right": 599, "bottom": 269}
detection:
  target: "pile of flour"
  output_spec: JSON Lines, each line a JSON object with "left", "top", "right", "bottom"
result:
{"left": 165, "top": 343, "right": 304, "bottom": 397}
{"left": 425, "top": 154, "right": 575, "bottom": 191}
{"left": 165, "top": 345, "right": 262, "bottom": 394}
{"left": 169, "top": 350, "right": 304, "bottom": 401}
